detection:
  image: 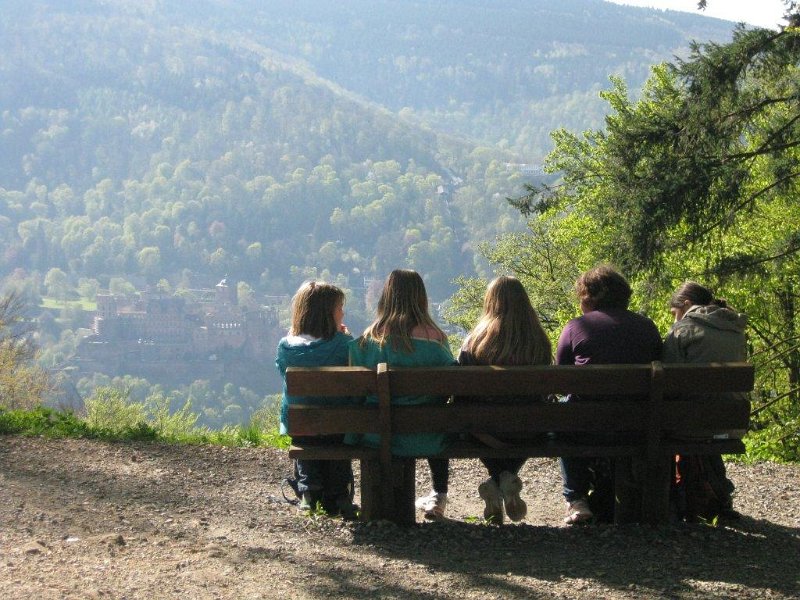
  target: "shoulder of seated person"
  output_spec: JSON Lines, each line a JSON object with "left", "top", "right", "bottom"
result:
{"left": 410, "top": 325, "right": 446, "bottom": 342}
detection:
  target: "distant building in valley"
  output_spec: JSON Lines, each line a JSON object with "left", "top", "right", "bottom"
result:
{"left": 76, "top": 278, "right": 280, "bottom": 377}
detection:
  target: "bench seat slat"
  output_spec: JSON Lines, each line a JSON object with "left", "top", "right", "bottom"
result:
{"left": 392, "top": 403, "right": 648, "bottom": 432}
{"left": 286, "top": 364, "right": 754, "bottom": 397}
{"left": 287, "top": 439, "right": 745, "bottom": 461}
{"left": 662, "top": 362, "right": 754, "bottom": 393}
{"left": 288, "top": 444, "right": 379, "bottom": 460}
{"left": 287, "top": 397, "right": 749, "bottom": 436}
{"left": 389, "top": 365, "right": 653, "bottom": 396}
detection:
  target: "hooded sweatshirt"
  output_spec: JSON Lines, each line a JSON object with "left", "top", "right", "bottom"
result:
{"left": 663, "top": 304, "right": 747, "bottom": 364}
{"left": 275, "top": 331, "right": 354, "bottom": 435}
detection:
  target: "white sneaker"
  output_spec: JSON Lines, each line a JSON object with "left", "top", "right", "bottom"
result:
{"left": 478, "top": 478, "right": 504, "bottom": 524}
{"left": 564, "top": 498, "right": 593, "bottom": 525}
{"left": 415, "top": 491, "right": 447, "bottom": 520}
{"left": 498, "top": 471, "right": 527, "bottom": 522}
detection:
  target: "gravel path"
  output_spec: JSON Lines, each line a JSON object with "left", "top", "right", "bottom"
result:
{"left": 1, "top": 436, "right": 798, "bottom": 599}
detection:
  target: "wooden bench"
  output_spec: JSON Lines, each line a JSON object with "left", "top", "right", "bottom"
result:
{"left": 286, "top": 361, "right": 753, "bottom": 525}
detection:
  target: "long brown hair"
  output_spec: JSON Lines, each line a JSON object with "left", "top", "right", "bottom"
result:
{"left": 463, "top": 276, "right": 551, "bottom": 366}
{"left": 289, "top": 280, "right": 345, "bottom": 339}
{"left": 362, "top": 269, "right": 445, "bottom": 352}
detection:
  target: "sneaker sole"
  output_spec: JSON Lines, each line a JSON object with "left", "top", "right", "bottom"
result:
{"left": 563, "top": 511, "right": 593, "bottom": 525}
{"left": 478, "top": 482, "right": 504, "bottom": 524}
{"left": 499, "top": 475, "right": 527, "bottom": 522}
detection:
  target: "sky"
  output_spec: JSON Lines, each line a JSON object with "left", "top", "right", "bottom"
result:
{"left": 606, "top": 0, "right": 788, "bottom": 29}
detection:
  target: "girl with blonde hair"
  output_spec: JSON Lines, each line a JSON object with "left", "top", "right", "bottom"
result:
{"left": 349, "top": 269, "right": 455, "bottom": 520}
{"left": 458, "top": 276, "right": 552, "bottom": 523}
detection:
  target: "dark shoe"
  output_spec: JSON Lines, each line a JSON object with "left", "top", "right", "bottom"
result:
{"left": 718, "top": 507, "right": 741, "bottom": 520}
{"left": 298, "top": 491, "right": 322, "bottom": 514}
{"left": 323, "top": 495, "right": 359, "bottom": 520}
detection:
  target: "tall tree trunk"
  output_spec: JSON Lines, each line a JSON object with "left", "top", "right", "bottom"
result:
{"left": 778, "top": 280, "right": 799, "bottom": 406}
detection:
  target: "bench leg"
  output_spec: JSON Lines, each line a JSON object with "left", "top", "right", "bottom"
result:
{"left": 392, "top": 458, "right": 416, "bottom": 526}
{"left": 641, "top": 456, "right": 672, "bottom": 525}
{"left": 359, "top": 458, "right": 416, "bottom": 525}
{"left": 359, "top": 459, "right": 381, "bottom": 521}
{"left": 614, "top": 457, "right": 641, "bottom": 524}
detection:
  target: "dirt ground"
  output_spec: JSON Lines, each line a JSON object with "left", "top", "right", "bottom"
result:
{"left": 1, "top": 435, "right": 798, "bottom": 599}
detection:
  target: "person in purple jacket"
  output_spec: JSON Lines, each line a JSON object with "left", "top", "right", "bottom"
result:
{"left": 557, "top": 266, "right": 662, "bottom": 524}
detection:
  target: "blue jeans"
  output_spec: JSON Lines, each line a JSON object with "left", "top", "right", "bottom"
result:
{"left": 558, "top": 432, "right": 631, "bottom": 502}
{"left": 559, "top": 456, "right": 593, "bottom": 502}
{"left": 293, "top": 435, "right": 354, "bottom": 499}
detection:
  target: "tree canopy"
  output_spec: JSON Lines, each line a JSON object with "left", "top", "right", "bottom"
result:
{"left": 460, "top": 11, "right": 800, "bottom": 460}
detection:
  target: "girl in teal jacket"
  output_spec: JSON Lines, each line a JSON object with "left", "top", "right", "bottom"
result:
{"left": 275, "top": 281, "right": 356, "bottom": 517}
{"left": 348, "top": 269, "right": 455, "bottom": 520}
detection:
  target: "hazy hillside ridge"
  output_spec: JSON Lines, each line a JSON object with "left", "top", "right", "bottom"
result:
{"left": 0, "top": 0, "right": 738, "bottom": 416}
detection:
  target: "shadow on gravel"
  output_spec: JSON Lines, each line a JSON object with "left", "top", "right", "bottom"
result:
{"left": 348, "top": 517, "right": 800, "bottom": 598}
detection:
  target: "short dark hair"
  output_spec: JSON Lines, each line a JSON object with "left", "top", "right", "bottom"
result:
{"left": 575, "top": 266, "right": 632, "bottom": 310}
{"left": 670, "top": 281, "right": 727, "bottom": 309}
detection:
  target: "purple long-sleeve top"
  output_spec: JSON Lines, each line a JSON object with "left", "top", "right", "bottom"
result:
{"left": 556, "top": 308, "right": 662, "bottom": 367}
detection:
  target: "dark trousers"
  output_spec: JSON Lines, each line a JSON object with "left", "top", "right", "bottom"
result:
{"left": 427, "top": 458, "right": 449, "bottom": 494}
{"left": 559, "top": 455, "right": 594, "bottom": 502}
{"left": 293, "top": 435, "right": 353, "bottom": 499}
{"left": 481, "top": 458, "right": 527, "bottom": 483}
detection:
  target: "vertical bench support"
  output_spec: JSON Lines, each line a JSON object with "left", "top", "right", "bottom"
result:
{"left": 359, "top": 458, "right": 380, "bottom": 521}
{"left": 376, "top": 363, "right": 395, "bottom": 520}
{"left": 614, "top": 457, "right": 641, "bottom": 524}
{"left": 641, "top": 361, "right": 671, "bottom": 524}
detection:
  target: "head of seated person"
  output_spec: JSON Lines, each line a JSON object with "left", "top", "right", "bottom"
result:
{"left": 575, "top": 266, "right": 632, "bottom": 314}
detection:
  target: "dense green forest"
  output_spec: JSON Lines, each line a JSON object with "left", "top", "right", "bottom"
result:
{"left": 1, "top": 0, "right": 744, "bottom": 429}
{"left": 444, "top": 15, "right": 800, "bottom": 460}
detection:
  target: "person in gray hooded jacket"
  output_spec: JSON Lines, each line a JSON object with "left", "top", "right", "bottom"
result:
{"left": 663, "top": 281, "right": 748, "bottom": 518}
{"left": 664, "top": 282, "right": 748, "bottom": 365}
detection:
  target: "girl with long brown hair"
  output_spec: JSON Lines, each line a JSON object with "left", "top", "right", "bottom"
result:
{"left": 349, "top": 269, "right": 455, "bottom": 520}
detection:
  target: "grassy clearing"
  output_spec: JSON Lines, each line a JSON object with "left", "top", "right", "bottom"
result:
{"left": 40, "top": 297, "right": 97, "bottom": 311}
{"left": 0, "top": 406, "right": 290, "bottom": 449}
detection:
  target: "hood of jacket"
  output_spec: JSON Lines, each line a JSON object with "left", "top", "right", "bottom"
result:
{"left": 275, "top": 331, "right": 351, "bottom": 371}
{"left": 682, "top": 304, "right": 748, "bottom": 334}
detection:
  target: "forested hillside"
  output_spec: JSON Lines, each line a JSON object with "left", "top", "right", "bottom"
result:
{"left": 0, "top": 0, "right": 736, "bottom": 421}
{"left": 0, "top": 0, "right": 733, "bottom": 298}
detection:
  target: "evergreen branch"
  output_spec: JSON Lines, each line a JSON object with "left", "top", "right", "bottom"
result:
{"left": 722, "top": 94, "right": 800, "bottom": 122}
{"left": 684, "top": 169, "right": 800, "bottom": 243}
{"left": 750, "top": 334, "right": 800, "bottom": 357}
{"left": 723, "top": 137, "right": 800, "bottom": 162}
{"left": 710, "top": 244, "right": 800, "bottom": 276}
{"left": 751, "top": 386, "right": 800, "bottom": 416}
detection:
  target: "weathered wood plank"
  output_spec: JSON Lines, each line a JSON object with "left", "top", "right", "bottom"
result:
{"left": 285, "top": 366, "right": 376, "bottom": 396}
{"left": 376, "top": 363, "right": 395, "bottom": 517}
{"left": 288, "top": 444, "right": 378, "bottom": 460}
{"left": 287, "top": 397, "right": 749, "bottom": 436}
{"left": 287, "top": 438, "right": 745, "bottom": 460}
{"left": 381, "top": 363, "right": 753, "bottom": 397}
{"left": 287, "top": 406, "right": 379, "bottom": 435}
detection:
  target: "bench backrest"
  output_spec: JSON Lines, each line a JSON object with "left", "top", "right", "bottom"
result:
{"left": 285, "top": 361, "right": 753, "bottom": 437}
